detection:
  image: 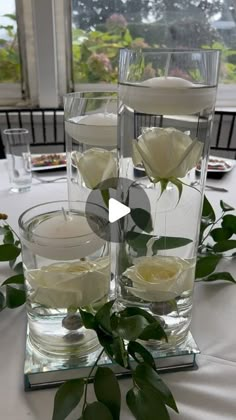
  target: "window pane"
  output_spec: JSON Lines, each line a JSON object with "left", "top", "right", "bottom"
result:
{"left": 0, "top": 0, "right": 21, "bottom": 83}
{"left": 71, "top": 0, "right": 236, "bottom": 85}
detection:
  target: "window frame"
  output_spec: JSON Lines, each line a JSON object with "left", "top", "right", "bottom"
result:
{"left": 0, "top": 0, "right": 235, "bottom": 110}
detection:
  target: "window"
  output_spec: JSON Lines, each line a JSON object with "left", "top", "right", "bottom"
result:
{"left": 0, "top": 1, "right": 236, "bottom": 108}
{"left": 71, "top": 0, "right": 236, "bottom": 107}
{"left": 0, "top": 0, "right": 22, "bottom": 105}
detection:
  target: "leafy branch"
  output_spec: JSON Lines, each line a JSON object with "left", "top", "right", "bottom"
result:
{"left": 0, "top": 214, "right": 26, "bottom": 311}
{"left": 52, "top": 301, "right": 178, "bottom": 420}
{"left": 195, "top": 196, "right": 236, "bottom": 283}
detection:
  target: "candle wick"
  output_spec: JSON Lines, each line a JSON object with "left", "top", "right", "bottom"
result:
{"left": 62, "top": 207, "right": 68, "bottom": 221}
{"left": 164, "top": 53, "right": 171, "bottom": 78}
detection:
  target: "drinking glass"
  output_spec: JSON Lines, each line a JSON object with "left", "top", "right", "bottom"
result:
{"left": 117, "top": 49, "right": 220, "bottom": 349}
{"left": 19, "top": 200, "right": 110, "bottom": 358}
{"left": 4, "top": 128, "right": 32, "bottom": 192}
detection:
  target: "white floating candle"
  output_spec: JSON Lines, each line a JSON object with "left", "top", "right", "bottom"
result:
{"left": 65, "top": 112, "right": 117, "bottom": 146}
{"left": 120, "top": 76, "right": 217, "bottom": 115}
{"left": 22, "top": 212, "right": 106, "bottom": 260}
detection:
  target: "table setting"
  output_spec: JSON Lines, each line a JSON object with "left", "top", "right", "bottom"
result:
{"left": 0, "top": 48, "right": 236, "bottom": 420}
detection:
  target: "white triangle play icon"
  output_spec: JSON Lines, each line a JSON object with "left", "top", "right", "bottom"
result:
{"left": 108, "top": 198, "right": 131, "bottom": 223}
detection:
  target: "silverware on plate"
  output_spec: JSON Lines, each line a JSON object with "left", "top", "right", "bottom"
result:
{"left": 190, "top": 181, "right": 228, "bottom": 192}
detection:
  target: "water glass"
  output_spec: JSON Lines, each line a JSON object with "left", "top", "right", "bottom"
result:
{"left": 4, "top": 128, "right": 32, "bottom": 192}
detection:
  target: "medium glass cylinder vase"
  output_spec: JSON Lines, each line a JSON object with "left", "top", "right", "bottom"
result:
{"left": 19, "top": 200, "right": 110, "bottom": 358}
{"left": 64, "top": 91, "right": 118, "bottom": 204}
{"left": 116, "top": 48, "right": 220, "bottom": 349}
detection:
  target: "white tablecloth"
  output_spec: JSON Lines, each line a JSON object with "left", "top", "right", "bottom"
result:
{"left": 0, "top": 159, "right": 236, "bottom": 420}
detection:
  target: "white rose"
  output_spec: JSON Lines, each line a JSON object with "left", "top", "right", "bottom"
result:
{"left": 26, "top": 257, "right": 109, "bottom": 309}
{"left": 123, "top": 256, "right": 195, "bottom": 302}
{"left": 133, "top": 127, "right": 203, "bottom": 180}
{"left": 72, "top": 148, "right": 117, "bottom": 189}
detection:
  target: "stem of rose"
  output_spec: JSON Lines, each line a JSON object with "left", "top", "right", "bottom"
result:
{"left": 82, "top": 349, "right": 104, "bottom": 413}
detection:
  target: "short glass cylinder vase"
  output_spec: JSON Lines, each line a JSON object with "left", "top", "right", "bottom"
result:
{"left": 116, "top": 48, "right": 220, "bottom": 350}
{"left": 19, "top": 201, "right": 110, "bottom": 358}
{"left": 64, "top": 91, "right": 118, "bottom": 204}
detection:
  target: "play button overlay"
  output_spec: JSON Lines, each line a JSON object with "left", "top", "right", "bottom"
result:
{"left": 85, "top": 177, "right": 151, "bottom": 243}
{"left": 109, "top": 198, "right": 130, "bottom": 223}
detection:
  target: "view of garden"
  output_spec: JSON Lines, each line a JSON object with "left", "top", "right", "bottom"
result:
{"left": 0, "top": 0, "right": 236, "bottom": 86}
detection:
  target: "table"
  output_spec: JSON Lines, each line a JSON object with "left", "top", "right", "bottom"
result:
{"left": 0, "top": 159, "right": 236, "bottom": 420}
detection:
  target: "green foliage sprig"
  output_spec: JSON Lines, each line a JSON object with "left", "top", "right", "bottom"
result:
{"left": 196, "top": 196, "right": 236, "bottom": 283}
{"left": 0, "top": 214, "right": 25, "bottom": 311}
{"left": 52, "top": 301, "right": 178, "bottom": 420}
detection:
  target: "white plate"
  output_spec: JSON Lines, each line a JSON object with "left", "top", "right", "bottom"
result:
{"left": 31, "top": 153, "right": 66, "bottom": 171}
{"left": 196, "top": 156, "right": 234, "bottom": 174}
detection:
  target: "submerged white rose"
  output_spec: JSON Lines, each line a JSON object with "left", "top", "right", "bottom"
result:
{"left": 72, "top": 148, "right": 117, "bottom": 189}
{"left": 133, "top": 127, "right": 203, "bottom": 180}
{"left": 26, "top": 257, "right": 109, "bottom": 309}
{"left": 124, "top": 256, "right": 195, "bottom": 302}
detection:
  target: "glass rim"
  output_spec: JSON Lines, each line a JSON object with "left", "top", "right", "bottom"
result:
{"left": 18, "top": 200, "right": 108, "bottom": 241}
{"left": 63, "top": 90, "right": 117, "bottom": 100}
{"left": 120, "top": 47, "right": 221, "bottom": 55}
{"left": 3, "top": 128, "right": 29, "bottom": 136}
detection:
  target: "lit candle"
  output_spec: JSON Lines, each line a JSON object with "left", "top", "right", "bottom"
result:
{"left": 65, "top": 112, "right": 117, "bottom": 146}
{"left": 120, "top": 76, "right": 217, "bottom": 115}
{"left": 22, "top": 211, "right": 106, "bottom": 260}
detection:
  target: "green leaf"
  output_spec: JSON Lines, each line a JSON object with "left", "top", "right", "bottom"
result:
{"left": 210, "top": 227, "right": 232, "bottom": 242}
{"left": 195, "top": 255, "right": 221, "bottom": 278}
{"left": 79, "top": 309, "right": 96, "bottom": 330}
{"left": 2, "top": 274, "right": 24, "bottom": 286}
{"left": 101, "top": 189, "right": 109, "bottom": 208}
{"left": 3, "top": 228, "right": 14, "bottom": 244}
{"left": 110, "top": 336, "right": 129, "bottom": 368}
{"left": 130, "top": 208, "right": 153, "bottom": 233}
{"left": 126, "top": 232, "right": 153, "bottom": 250}
{"left": 220, "top": 200, "right": 235, "bottom": 212}
{"left": 0, "top": 291, "right": 5, "bottom": 311}
{"left": 95, "top": 300, "right": 115, "bottom": 333}
{"left": 213, "top": 240, "right": 236, "bottom": 253}
{"left": 118, "top": 306, "right": 157, "bottom": 325}
{"left": 170, "top": 178, "right": 183, "bottom": 203}
{"left": 112, "top": 314, "right": 150, "bottom": 340}
{"left": 5, "top": 285, "right": 26, "bottom": 308}
{"left": 126, "top": 387, "right": 170, "bottom": 420}
{"left": 139, "top": 322, "right": 167, "bottom": 342}
{"left": 13, "top": 262, "right": 24, "bottom": 274}
{"left": 52, "top": 379, "right": 84, "bottom": 420}
{"left": 94, "top": 367, "right": 121, "bottom": 420}
{"left": 0, "top": 227, "right": 6, "bottom": 235}
{"left": 202, "top": 195, "right": 216, "bottom": 222}
{"left": 0, "top": 244, "right": 21, "bottom": 261}
{"left": 83, "top": 401, "right": 113, "bottom": 420}
{"left": 152, "top": 236, "right": 192, "bottom": 253}
{"left": 200, "top": 272, "right": 236, "bottom": 283}
{"left": 3, "top": 13, "right": 16, "bottom": 21}
{"left": 133, "top": 363, "right": 178, "bottom": 413}
{"left": 128, "top": 341, "right": 156, "bottom": 369}
{"left": 222, "top": 215, "right": 236, "bottom": 234}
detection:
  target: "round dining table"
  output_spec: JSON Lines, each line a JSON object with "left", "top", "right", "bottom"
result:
{"left": 0, "top": 158, "right": 236, "bottom": 420}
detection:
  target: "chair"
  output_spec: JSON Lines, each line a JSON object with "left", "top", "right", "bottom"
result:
{"left": 134, "top": 110, "right": 236, "bottom": 159}
{"left": 0, "top": 108, "right": 65, "bottom": 159}
{"left": 211, "top": 110, "right": 236, "bottom": 159}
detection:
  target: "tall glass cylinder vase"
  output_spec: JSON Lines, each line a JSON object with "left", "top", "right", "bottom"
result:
{"left": 117, "top": 49, "right": 220, "bottom": 349}
{"left": 64, "top": 91, "right": 118, "bottom": 204}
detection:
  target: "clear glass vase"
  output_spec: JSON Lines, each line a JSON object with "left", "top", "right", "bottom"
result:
{"left": 64, "top": 91, "right": 118, "bottom": 204}
{"left": 19, "top": 201, "right": 110, "bottom": 359}
{"left": 116, "top": 48, "right": 220, "bottom": 350}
